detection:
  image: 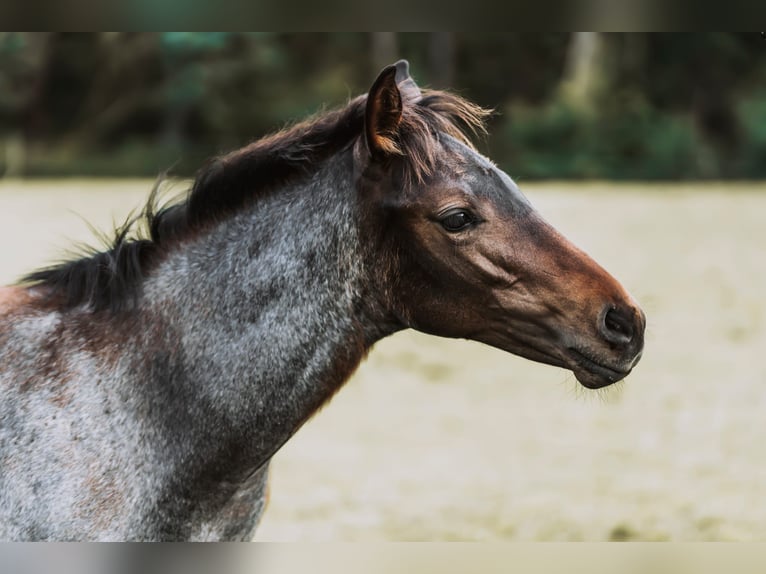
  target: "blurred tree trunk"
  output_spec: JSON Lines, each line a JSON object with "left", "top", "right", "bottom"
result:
{"left": 428, "top": 32, "right": 455, "bottom": 89}
{"left": 559, "top": 32, "right": 611, "bottom": 112}
{"left": 2, "top": 134, "right": 25, "bottom": 178}
{"left": 60, "top": 33, "right": 164, "bottom": 150}
{"left": 622, "top": 33, "right": 646, "bottom": 83}
{"left": 371, "top": 33, "right": 398, "bottom": 74}
{"left": 1, "top": 32, "right": 51, "bottom": 177}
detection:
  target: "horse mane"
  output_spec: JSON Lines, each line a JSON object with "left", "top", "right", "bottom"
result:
{"left": 22, "top": 90, "right": 490, "bottom": 313}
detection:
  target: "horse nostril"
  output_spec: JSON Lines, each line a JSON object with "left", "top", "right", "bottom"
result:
{"left": 601, "top": 306, "right": 634, "bottom": 345}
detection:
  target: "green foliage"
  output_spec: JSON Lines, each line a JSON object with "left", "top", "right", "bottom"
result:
{"left": 499, "top": 96, "right": 705, "bottom": 180}
{"left": 161, "top": 32, "right": 231, "bottom": 53}
{"left": 736, "top": 95, "right": 766, "bottom": 179}
{"left": 20, "top": 140, "right": 210, "bottom": 178}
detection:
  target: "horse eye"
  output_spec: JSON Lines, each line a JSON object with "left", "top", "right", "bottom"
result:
{"left": 440, "top": 210, "right": 475, "bottom": 232}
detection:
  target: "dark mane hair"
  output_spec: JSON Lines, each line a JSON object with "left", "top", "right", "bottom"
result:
{"left": 22, "top": 90, "right": 490, "bottom": 313}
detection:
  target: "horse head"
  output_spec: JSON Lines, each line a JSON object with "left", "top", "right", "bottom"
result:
{"left": 356, "top": 61, "right": 645, "bottom": 389}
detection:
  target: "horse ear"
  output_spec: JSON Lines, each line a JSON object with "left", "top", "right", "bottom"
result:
{"left": 365, "top": 64, "right": 403, "bottom": 157}
{"left": 393, "top": 59, "right": 422, "bottom": 104}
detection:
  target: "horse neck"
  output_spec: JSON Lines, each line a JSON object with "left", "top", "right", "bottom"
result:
{"left": 136, "top": 151, "right": 397, "bottom": 476}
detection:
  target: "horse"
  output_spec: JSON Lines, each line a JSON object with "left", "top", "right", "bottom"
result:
{"left": 0, "top": 60, "right": 645, "bottom": 541}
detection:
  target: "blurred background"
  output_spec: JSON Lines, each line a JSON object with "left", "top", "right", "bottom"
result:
{"left": 1, "top": 32, "right": 766, "bottom": 180}
{"left": 0, "top": 33, "right": 765, "bottom": 541}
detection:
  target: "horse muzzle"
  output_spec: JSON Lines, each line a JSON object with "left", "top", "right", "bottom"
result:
{"left": 566, "top": 303, "right": 646, "bottom": 389}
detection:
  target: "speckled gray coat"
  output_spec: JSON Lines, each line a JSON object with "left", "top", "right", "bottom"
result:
{"left": 0, "top": 158, "right": 392, "bottom": 540}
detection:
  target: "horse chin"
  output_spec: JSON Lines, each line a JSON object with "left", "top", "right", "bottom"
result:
{"left": 472, "top": 332, "right": 631, "bottom": 389}
{"left": 566, "top": 347, "right": 633, "bottom": 389}
{"left": 572, "top": 369, "right": 623, "bottom": 389}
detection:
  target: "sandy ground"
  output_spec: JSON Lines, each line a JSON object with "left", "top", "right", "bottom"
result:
{"left": 0, "top": 179, "right": 765, "bottom": 541}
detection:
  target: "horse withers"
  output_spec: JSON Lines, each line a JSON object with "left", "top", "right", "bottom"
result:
{"left": 0, "top": 60, "right": 645, "bottom": 540}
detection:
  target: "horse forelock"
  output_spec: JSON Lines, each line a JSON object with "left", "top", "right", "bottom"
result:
{"left": 20, "top": 88, "right": 490, "bottom": 314}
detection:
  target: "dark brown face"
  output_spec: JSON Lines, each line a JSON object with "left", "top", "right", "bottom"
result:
{"left": 377, "top": 136, "right": 645, "bottom": 389}
{"left": 357, "top": 60, "right": 644, "bottom": 389}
